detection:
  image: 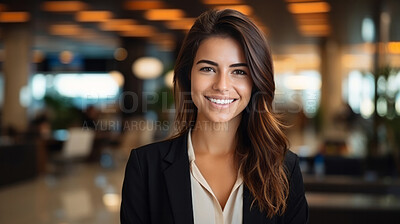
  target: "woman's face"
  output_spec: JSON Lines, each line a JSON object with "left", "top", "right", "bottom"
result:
{"left": 190, "top": 36, "right": 253, "bottom": 124}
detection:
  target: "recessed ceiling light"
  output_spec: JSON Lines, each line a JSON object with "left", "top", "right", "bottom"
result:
{"left": 0, "top": 12, "right": 30, "bottom": 23}
{"left": 144, "top": 9, "right": 185, "bottom": 21}
{"left": 288, "top": 2, "right": 330, "bottom": 14}
{"left": 76, "top": 11, "right": 113, "bottom": 22}
{"left": 42, "top": 1, "right": 87, "bottom": 12}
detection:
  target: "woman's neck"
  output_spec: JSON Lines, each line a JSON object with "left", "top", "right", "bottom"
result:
{"left": 191, "top": 116, "right": 241, "bottom": 156}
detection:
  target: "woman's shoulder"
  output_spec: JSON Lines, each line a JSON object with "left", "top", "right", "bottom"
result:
{"left": 284, "top": 150, "right": 300, "bottom": 176}
{"left": 130, "top": 133, "right": 187, "bottom": 159}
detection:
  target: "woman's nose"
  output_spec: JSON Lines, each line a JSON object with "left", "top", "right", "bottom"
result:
{"left": 212, "top": 72, "right": 229, "bottom": 92}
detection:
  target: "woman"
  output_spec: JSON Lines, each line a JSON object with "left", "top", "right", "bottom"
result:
{"left": 121, "top": 9, "right": 308, "bottom": 224}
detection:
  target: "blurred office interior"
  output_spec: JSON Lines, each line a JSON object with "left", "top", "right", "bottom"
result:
{"left": 1, "top": 0, "right": 400, "bottom": 223}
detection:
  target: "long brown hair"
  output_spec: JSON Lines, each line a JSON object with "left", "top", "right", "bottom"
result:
{"left": 172, "top": 9, "right": 289, "bottom": 218}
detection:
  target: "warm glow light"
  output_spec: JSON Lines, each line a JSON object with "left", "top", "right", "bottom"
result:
{"left": 165, "top": 18, "right": 195, "bottom": 30}
{"left": 164, "top": 70, "right": 174, "bottom": 88}
{"left": 75, "top": 11, "right": 113, "bottom": 22}
{"left": 299, "top": 24, "right": 330, "bottom": 32}
{"left": 114, "top": 48, "right": 128, "bottom": 61}
{"left": 396, "top": 94, "right": 400, "bottom": 115}
{"left": 202, "top": 0, "right": 243, "bottom": 4}
{"left": 295, "top": 16, "right": 328, "bottom": 25}
{"left": 42, "top": 1, "right": 87, "bottom": 12}
{"left": 0, "top": 12, "right": 30, "bottom": 23}
{"left": 99, "top": 19, "right": 137, "bottom": 31}
{"left": 119, "top": 25, "right": 156, "bottom": 37}
{"left": 50, "top": 24, "right": 82, "bottom": 36}
{"left": 214, "top": 5, "right": 253, "bottom": 15}
{"left": 144, "top": 9, "right": 185, "bottom": 21}
{"left": 124, "top": 0, "right": 166, "bottom": 10}
{"left": 273, "top": 54, "right": 320, "bottom": 73}
{"left": 120, "top": 30, "right": 155, "bottom": 37}
{"left": 132, "top": 57, "right": 164, "bottom": 79}
{"left": 33, "top": 50, "right": 45, "bottom": 63}
{"left": 342, "top": 54, "right": 373, "bottom": 70}
{"left": 284, "top": 75, "right": 321, "bottom": 90}
{"left": 102, "top": 193, "right": 121, "bottom": 212}
{"left": 388, "top": 42, "right": 400, "bottom": 54}
{"left": 59, "top": 51, "right": 74, "bottom": 64}
{"left": 299, "top": 24, "right": 330, "bottom": 36}
{"left": 288, "top": 2, "right": 330, "bottom": 14}
{"left": 360, "top": 99, "right": 374, "bottom": 119}
{"left": 109, "top": 70, "right": 125, "bottom": 87}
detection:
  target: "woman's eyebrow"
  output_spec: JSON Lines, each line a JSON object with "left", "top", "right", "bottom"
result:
{"left": 196, "top": 60, "right": 248, "bottom": 68}
{"left": 196, "top": 59, "right": 218, "bottom": 66}
{"left": 230, "top": 63, "right": 248, "bottom": 68}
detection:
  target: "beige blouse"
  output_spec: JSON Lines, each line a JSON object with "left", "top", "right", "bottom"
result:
{"left": 188, "top": 130, "right": 243, "bottom": 224}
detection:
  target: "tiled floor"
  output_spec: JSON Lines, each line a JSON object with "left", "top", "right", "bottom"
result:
{"left": 0, "top": 159, "right": 126, "bottom": 224}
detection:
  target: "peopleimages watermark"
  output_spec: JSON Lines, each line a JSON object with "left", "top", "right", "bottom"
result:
{"left": 82, "top": 119, "right": 230, "bottom": 132}
{"left": 81, "top": 91, "right": 319, "bottom": 115}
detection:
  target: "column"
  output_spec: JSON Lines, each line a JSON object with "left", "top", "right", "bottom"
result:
{"left": 1, "top": 24, "right": 32, "bottom": 132}
{"left": 319, "top": 38, "right": 344, "bottom": 135}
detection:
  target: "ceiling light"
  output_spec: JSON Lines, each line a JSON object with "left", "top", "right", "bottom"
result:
{"left": 99, "top": 19, "right": 137, "bottom": 31}
{"left": 109, "top": 71, "right": 125, "bottom": 87}
{"left": 0, "top": 12, "right": 30, "bottom": 23}
{"left": 59, "top": 50, "right": 74, "bottom": 64}
{"left": 132, "top": 57, "right": 164, "bottom": 79}
{"left": 33, "top": 50, "right": 45, "bottom": 63}
{"left": 119, "top": 25, "right": 157, "bottom": 37}
{"left": 42, "top": 1, "right": 87, "bottom": 12}
{"left": 114, "top": 48, "right": 128, "bottom": 61}
{"left": 76, "top": 11, "right": 113, "bottom": 22}
{"left": 288, "top": 2, "right": 330, "bottom": 14}
{"left": 164, "top": 70, "right": 175, "bottom": 88}
{"left": 165, "top": 18, "right": 195, "bottom": 30}
{"left": 50, "top": 24, "right": 82, "bottom": 36}
{"left": 295, "top": 16, "right": 328, "bottom": 25}
{"left": 144, "top": 9, "right": 185, "bottom": 21}
{"left": 388, "top": 42, "right": 400, "bottom": 54}
{"left": 124, "top": 0, "right": 166, "bottom": 10}
{"left": 299, "top": 24, "right": 330, "bottom": 32}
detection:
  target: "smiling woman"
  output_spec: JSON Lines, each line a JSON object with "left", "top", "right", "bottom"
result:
{"left": 121, "top": 9, "right": 308, "bottom": 224}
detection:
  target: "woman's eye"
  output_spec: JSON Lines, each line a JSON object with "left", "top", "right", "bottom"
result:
{"left": 233, "top": 70, "right": 247, "bottom": 75}
{"left": 200, "top": 67, "right": 215, "bottom": 72}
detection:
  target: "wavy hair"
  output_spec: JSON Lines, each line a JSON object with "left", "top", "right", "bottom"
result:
{"left": 172, "top": 9, "right": 289, "bottom": 218}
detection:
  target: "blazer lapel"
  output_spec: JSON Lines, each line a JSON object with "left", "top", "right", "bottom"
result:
{"left": 162, "top": 132, "right": 194, "bottom": 224}
{"left": 243, "top": 185, "right": 276, "bottom": 224}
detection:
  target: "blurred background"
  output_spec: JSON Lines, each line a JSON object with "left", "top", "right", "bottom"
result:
{"left": 0, "top": 0, "right": 400, "bottom": 223}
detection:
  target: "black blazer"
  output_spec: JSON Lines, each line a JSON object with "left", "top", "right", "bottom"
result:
{"left": 121, "top": 131, "right": 309, "bottom": 224}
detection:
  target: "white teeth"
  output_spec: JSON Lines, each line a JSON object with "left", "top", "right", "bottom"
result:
{"left": 208, "top": 97, "right": 234, "bottom": 105}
